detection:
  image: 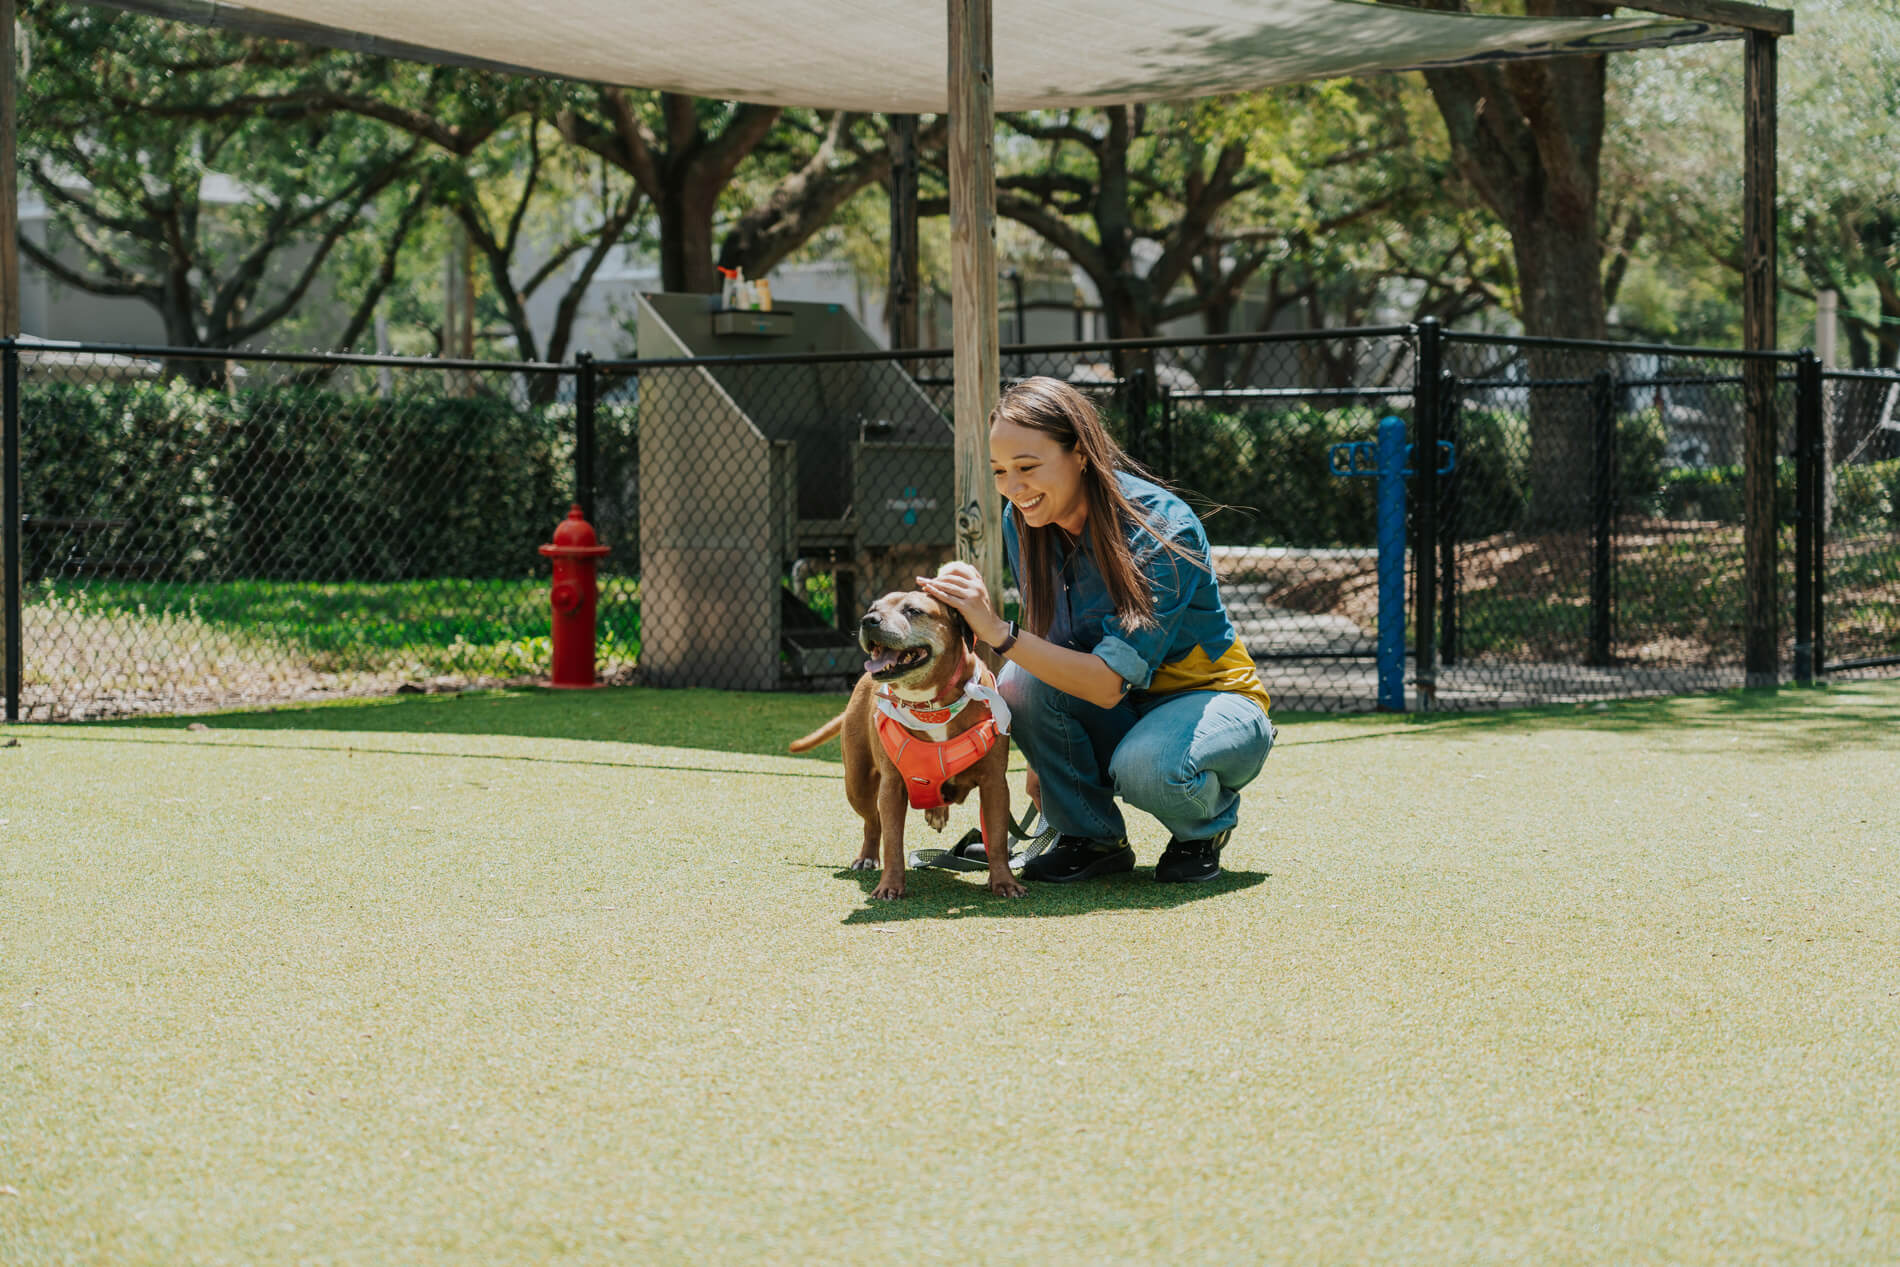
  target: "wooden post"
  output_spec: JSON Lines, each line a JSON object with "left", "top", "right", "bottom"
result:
{"left": 948, "top": 0, "right": 1000, "bottom": 600}
{"left": 1741, "top": 28, "right": 1778, "bottom": 689}
{"left": 1, "top": 0, "right": 19, "bottom": 338}
{"left": 887, "top": 113, "right": 920, "bottom": 355}
{"left": 2, "top": 0, "right": 18, "bottom": 722}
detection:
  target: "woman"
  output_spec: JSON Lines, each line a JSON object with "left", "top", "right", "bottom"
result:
{"left": 918, "top": 376, "right": 1275, "bottom": 884}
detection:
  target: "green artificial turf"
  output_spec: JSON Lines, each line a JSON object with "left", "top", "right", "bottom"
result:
{"left": 4, "top": 681, "right": 1899, "bottom": 1262}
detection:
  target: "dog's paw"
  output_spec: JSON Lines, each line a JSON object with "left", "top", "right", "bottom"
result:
{"left": 988, "top": 873, "right": 1028, "bottom": 898}
{"left": 870, "top": 879, "right": 906, "bottom": 901}
{"left": 848, "top": 857, "right": 878, "bottom": 871}
{"left": 925, "top": 807, "right": 949, "bottom": 832}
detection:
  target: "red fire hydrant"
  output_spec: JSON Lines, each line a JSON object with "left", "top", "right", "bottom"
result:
{"left": 539, "top": 504, "right": 611, "bottom": 688}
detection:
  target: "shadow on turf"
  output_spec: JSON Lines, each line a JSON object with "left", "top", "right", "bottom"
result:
{"left": 828, "top": 864, "right": 1268, "bottom": 922}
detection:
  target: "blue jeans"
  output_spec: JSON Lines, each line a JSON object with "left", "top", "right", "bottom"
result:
{"left": 997, "top": 664, "right": 1276, "bottom": 843}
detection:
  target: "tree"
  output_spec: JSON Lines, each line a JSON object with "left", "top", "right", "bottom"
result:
{"left": 1381, "top": 0, "right": 1649, "bottom": 524}
{"left": 17, "top": 2, "right": 424, "bottom": 373}
{"left": 553, "top": 95, "right": 927, "bottom": 293}
{"left": 1612, "top": 0, "right": 1900, "bottom": 367}
{"left": 925, "top": 103, "right": 1262, "bottom": 342}
{"left": 1198, "top": 76, "right": 1514, "bottom": 384}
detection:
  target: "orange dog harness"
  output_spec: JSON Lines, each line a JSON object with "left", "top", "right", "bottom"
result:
{"left": 875, "top": 710, "right": 1003, "bottom": 811}
{"left": 872, "top": 663, "right": 1010, "bottom": 812}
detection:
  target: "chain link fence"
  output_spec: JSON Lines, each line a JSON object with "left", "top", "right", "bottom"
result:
{"left": 4, "top": 342, "right": 636, "bottom": 720}
{"left": 1432, "top": 333, "right": 1803, "bottom": 705}
{"left": 1820, "top": 369, "right": 1900, "bottom": 678}
{"left": 4, "top": 324, "right": 1893, "bottom": 722}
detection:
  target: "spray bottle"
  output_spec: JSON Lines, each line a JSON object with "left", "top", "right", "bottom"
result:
{"left": 717, "top": 266, "right": 750, "bottom": 310}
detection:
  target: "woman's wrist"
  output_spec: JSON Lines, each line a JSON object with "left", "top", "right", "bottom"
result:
{"left": 984, "top": 617, "right": 1019, "bottom": 655}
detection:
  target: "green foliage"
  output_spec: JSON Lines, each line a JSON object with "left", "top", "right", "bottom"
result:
{"left": 1833, "top": 459, "right": 1900, "bottom": 533}
{"left": 19, "top": 2, "right": 426, "bottom": 351}
{"left": 38, "top": 577, "right": 644, "bottom": 677}
{"left": 1609, "top": 1, "right": 1900, "bottom": 361}
{"left": 1650, "top": 454, "right": 1897, "bottom": 535}
{"left": 21, "top": 380, "right": 637, "bottom": 583}
{"left": 1153, "top": 405, "right": 1379, "bottom": 547}
{"left": 1150, "top": 402, "right": 1736, "bottom": 548}
{"left": 1652, "top": 460, "right": 1798, "bottom": 526}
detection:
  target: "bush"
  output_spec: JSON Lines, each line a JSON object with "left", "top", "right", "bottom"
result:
{"left": 1652, "top": 459, "right": 1798, "bottom": 525}
{"left": 1831, "top": 458, "right": 1900, "bottom": 534}
{"left": 1162, "top": 403, "right": 1379, "bottom": 547}
{"left": 19, "top": 380, "right": 628, "bottom": 583}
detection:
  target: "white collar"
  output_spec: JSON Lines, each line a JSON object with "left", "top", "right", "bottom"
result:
{"left": 875, "top": 662, "right": 1012, "bottom": 736}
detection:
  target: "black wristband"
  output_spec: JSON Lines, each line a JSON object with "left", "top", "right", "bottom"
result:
{"left": 991, "top": 620, "right": 1020, "bottom": 655}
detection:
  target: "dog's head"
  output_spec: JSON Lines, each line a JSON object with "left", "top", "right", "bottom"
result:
{"left": 859, "top": 589, "right": 974, "bottom": 690}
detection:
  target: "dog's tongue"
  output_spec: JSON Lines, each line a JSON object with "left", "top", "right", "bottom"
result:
{"left": 865, "top": 648, "right": 902, "bottom": 675}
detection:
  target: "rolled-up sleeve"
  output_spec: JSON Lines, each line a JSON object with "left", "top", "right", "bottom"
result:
{"left": 1091, "top": 524, "right": 1204, "bottom": 690}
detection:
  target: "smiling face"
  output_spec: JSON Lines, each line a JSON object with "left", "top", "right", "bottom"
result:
{"left": 990, "top": 418, "right": 1089, "bottom": 535}
{"left": 858, "top": 590, "right": 964, "bottom": 689}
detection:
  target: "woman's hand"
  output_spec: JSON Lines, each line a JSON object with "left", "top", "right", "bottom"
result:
{"left": 916, "top": 562, "right": 1009, "bottom": 647}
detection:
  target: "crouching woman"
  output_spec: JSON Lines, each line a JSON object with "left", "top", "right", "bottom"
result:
{"left": 919, "top": 376, "right": 1275, "bottom": 884}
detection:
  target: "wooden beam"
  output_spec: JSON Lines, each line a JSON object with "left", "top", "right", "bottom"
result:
{"left": 887, "top": 113, "right": 919, "bottom": 353}
{"left": 1616, "top": 1, "right": 1792, "bottom": 37}
{"left": 2, "top": 0, "right": 15, "bottom": 721}
{"left": 2, "top": 0, "right": 18, "bottom": 338}
{"left": 948, "top": 0, "right": 1001, "bottom": 601}
{"left": 1741, "top": 27, "right": 1779, "bottom": 687}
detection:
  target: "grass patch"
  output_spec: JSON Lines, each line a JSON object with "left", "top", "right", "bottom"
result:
{"left": 27, "top": 577, "right": 643, "bottom": 679}
{"left": 4, "top": 681, "right": 1899, "bottom": 1260}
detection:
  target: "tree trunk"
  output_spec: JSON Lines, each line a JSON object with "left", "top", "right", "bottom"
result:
{"left": 659, "top": 173, "right": 722, "bottom": 294}
{"left": 1410, "top": 0, "right": 1615, "bottom": 529}
{"left": 1514, "top": 195, "right": 1608, "bottom": 529}
{"left": 1406, "top": 0, "right": 1611, "bottom": 524}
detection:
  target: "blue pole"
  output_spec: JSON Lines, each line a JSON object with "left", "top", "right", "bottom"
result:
{"left": 1376, "top": 416, "right": 1406, "bottom": 712}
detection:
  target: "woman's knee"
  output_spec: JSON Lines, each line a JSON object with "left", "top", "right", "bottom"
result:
{"left": 1107, "top": 732, "right": 1192, "bottom": 805}
{"left": 998, "top": 662, "right": 1089, "bottom": 727}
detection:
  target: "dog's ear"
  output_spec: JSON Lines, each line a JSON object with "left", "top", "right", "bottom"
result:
{"left": 950, "top": 607, "right": 975, "bottom": 650}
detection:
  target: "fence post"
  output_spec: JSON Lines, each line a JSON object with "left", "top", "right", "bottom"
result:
{"left": 1792, "top": 353, "right": 1813, "bottom": 684}
{"left": 1793, "top": 351, "right": 1824, "bottom": 680}
{"left": 1376, "top": 418, "right": 1408, "bottom": 712}
{"left": 1412, "top": 318, "right": 1441, "bottom": 708}
{"left": 1159, "top": 382, "right": 1175, "bottom": 482}
{"left": 1589, "top": 369, "right": 1616, "bottom": 667}
{"left": 3, "top": 339, "right": 18, "bottom": 722}
{"left": 575, "top": 351, "right": 598, "bottom": 520}
{"left": 1124, "top": 365, "right": 1150, "bottom": 467}
{"left": 1438, "top": 370, "right": 1460, "bottom": 667}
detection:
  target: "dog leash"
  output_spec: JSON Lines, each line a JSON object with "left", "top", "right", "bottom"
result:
{"left": 907, "top": 804, "right": 1057, "bottom": 872}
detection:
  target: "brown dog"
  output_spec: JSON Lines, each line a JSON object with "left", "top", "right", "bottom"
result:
{"left": 789, "top": 589, "right": 1024, "bottom": 901}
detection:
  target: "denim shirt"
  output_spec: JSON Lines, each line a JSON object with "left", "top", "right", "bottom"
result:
{"left": 1003, "top": 471, "right": 1270, "bottom": 714}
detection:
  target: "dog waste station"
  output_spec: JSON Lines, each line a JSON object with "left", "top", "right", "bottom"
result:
{"left": 635, "top": 292, "right": 956, "bottom": 689}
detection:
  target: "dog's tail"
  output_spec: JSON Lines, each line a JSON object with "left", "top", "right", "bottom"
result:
{"left": 788, "top": 711, "right": 848, "bottom": 753}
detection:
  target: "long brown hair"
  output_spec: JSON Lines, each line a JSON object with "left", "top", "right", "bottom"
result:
{"left": 991, "top": 377, "right": 1203, "bottom": 639}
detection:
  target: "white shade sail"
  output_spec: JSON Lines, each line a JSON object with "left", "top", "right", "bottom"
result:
{"left": 102, "top": 0, "right": 1730, "bottom": 110}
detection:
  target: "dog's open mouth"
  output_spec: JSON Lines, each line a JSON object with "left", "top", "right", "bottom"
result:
{"left": 864, "top": 643, "right": 933, "bottom": 680}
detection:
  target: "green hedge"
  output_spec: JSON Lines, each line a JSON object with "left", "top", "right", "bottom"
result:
{"left": 1651, "top": 457, "right": 1898, "bottom": 532}
{"left": 1152, "top": 401, "right": 1897, "bottom": 546}
{"left": 21, "top": 380, "right": 637, "bottom": 582}
{"left": 1142, "top": 403, "right": 1661, "bottom": 547}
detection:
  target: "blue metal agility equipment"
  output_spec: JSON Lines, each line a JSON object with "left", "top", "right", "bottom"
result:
{"left": 1328, "top": 416, "right": 1455, "bottom": 711}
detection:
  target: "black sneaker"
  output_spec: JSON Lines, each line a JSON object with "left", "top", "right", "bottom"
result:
{"left": 1154, "top": 828, "right": 1233, "bottom": 883}
{"left": 1020, "top": 834, "right": 1134, "bottom": 883}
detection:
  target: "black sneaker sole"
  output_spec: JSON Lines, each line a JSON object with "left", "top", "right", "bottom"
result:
{"left": 1023, "top": 845, "right": 1136, "bottom": 884}
{"left": 1154, "top": 829, "right": 1231, "bottom": 884}
{"left": 1154, "top": 862, "right": 1222, "bottom": 884}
